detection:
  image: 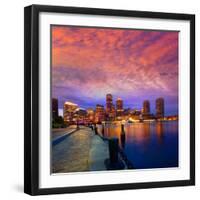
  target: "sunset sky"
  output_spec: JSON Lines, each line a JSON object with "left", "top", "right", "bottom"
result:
{"left": 52, "top": 25, "right": 179, "bottom": 115}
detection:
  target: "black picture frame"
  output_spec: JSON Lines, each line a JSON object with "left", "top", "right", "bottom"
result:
{"left": 24, "top": 4, "right": 195, "bottom": 195}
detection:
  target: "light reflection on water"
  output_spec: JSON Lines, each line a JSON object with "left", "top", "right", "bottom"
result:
{"left": 97, "top": 121, "right": 178, "bottom": 169}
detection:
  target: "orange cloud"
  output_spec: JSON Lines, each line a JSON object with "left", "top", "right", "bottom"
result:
{"left": 51, "top": 26, "right": 178, "bottom": 114}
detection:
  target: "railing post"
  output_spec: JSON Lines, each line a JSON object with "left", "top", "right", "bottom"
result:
{"left": 102, "top": 124, "right": 104, "bottom": 136}
{"left": 94, "top": 124, "right": 98, "bottom": 135}
{"left": 120, "top": 123, "right": 126, "bottom": 148}
{"left": 90, "top": 124, "right": 93, "bottom": 130}
{"left": 108, "top": 138, "right": 119, "bottom": 164}
{"left": 121, "top": 123, "right": 125, "bottom": 134}
{"left": 76, "top": 122, "right": 79, "bottom": 130}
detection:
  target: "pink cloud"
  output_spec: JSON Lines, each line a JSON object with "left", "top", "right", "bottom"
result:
{"left": 51, "top": 26, "right": 178, "bottom": 113}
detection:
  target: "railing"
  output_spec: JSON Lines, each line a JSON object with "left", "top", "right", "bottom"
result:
{"left": 90, "top": 123, "right": 134, "bottom": 169}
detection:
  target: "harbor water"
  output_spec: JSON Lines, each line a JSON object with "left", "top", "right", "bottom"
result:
{"left": 97, "top": 121, "right": 178, "bottom": 169}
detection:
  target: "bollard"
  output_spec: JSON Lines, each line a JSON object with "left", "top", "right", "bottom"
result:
{"left": 120, "top": 124, "right": 126, "bottom": 148}
{"left": 76, "top": 123, "right": 79, "bottom": 130}
{"left": 121, "top": 124, "right": 125, "bottom": 134}
{"left": 91, "top": 124, "right": 94, "bottom": 130}
{"left": 120, "top": 133, "right": 126, "bottom": 149}
{"left": 108, "top": 138, "right": 119, "bottom": 164}
{"left": 95, "top": 127, "right": 98, "bottom": 135}
{"left": 94, "top": 124, "right": 98, "bottom": 135}
{"left": 102, "top": 124, "right": 104, "bottom": 136}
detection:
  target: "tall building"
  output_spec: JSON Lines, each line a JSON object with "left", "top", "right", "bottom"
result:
{"left": 52, "top": 98, "right": 58, "bottom": 120}
{"left": 156, "top": 98, "right": 164, "bottom": 118}
{"left": 143, "top": 100, "right": 150, "bottom": 114}
{"left": 63, "top": 101, "right": 78, "bottom": 123}
{"left": 95, "top": 104, "right": 105, "bottom": 123}
{"left": 106, "top": 94, "right": 113, "bottom": 113}
{"left": 74, "top": 108, "right": 87, "bottom": 124}
{"left": 111, "top": 104, "right": 116, "bottom": 119}
{"left": 106, "top": 94, "right": 116, "bottom": 120}
{"left": 116, "top": 98, "right": 123, "bottom": 116}
{"left": 86, "top": 108, "right": 95, "bottom": 123}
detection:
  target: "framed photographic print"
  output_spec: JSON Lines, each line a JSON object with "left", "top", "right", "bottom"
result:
{"left": 24, "top": 4, "right": 195, "bottom": 195}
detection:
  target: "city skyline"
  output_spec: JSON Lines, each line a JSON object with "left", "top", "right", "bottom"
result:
{"left": 54, "top": 95, "right": 169, "bottom": 120}
{"left": 52, "top": 26, "right": 178, "bottom": 115}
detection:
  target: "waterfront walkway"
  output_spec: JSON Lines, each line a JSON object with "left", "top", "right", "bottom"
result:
{"left": 52, "top": 126, "right": 109, "bottom": 173}
{"left": 52, "top": 125, "right": 77, "bottom": 140}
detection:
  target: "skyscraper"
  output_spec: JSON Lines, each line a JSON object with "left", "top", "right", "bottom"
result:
{"left": 156, "top": 98, "right": 164, "bottom": 118}
{"left": 87, "top": 108, "right": 95, "bottom": 123}
{"left": 63, "top": 101, "right": 78, "bottom": 123}
{"left": 52, "top": 98, "right": 58, "bottom": 120}
{"left": 143, "top": 100, "right": 150, "bottom": 114}
{"left": 106, "top": 94, "right": 113, "bottom": 113}
{"left": 111, "top": 104, "right": 116, "bottom": 119}
{"left": 116, "top": 98, "right": 123, "bottom": 116}
{"left": 95, "top": 104, "right": 105, "bottom": 123}
{"left": 106, "top": 94, "right": 116, "bottom": 120}
{"left": 74, "top": 108, "right": 87, "bottom": 124}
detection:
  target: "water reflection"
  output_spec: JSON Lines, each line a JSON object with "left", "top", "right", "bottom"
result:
{"left": 156, "top": 122, "right": 164, "bottom": 144}
{"left": 97, "top": 121, "right": 178, "bottom": 169}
